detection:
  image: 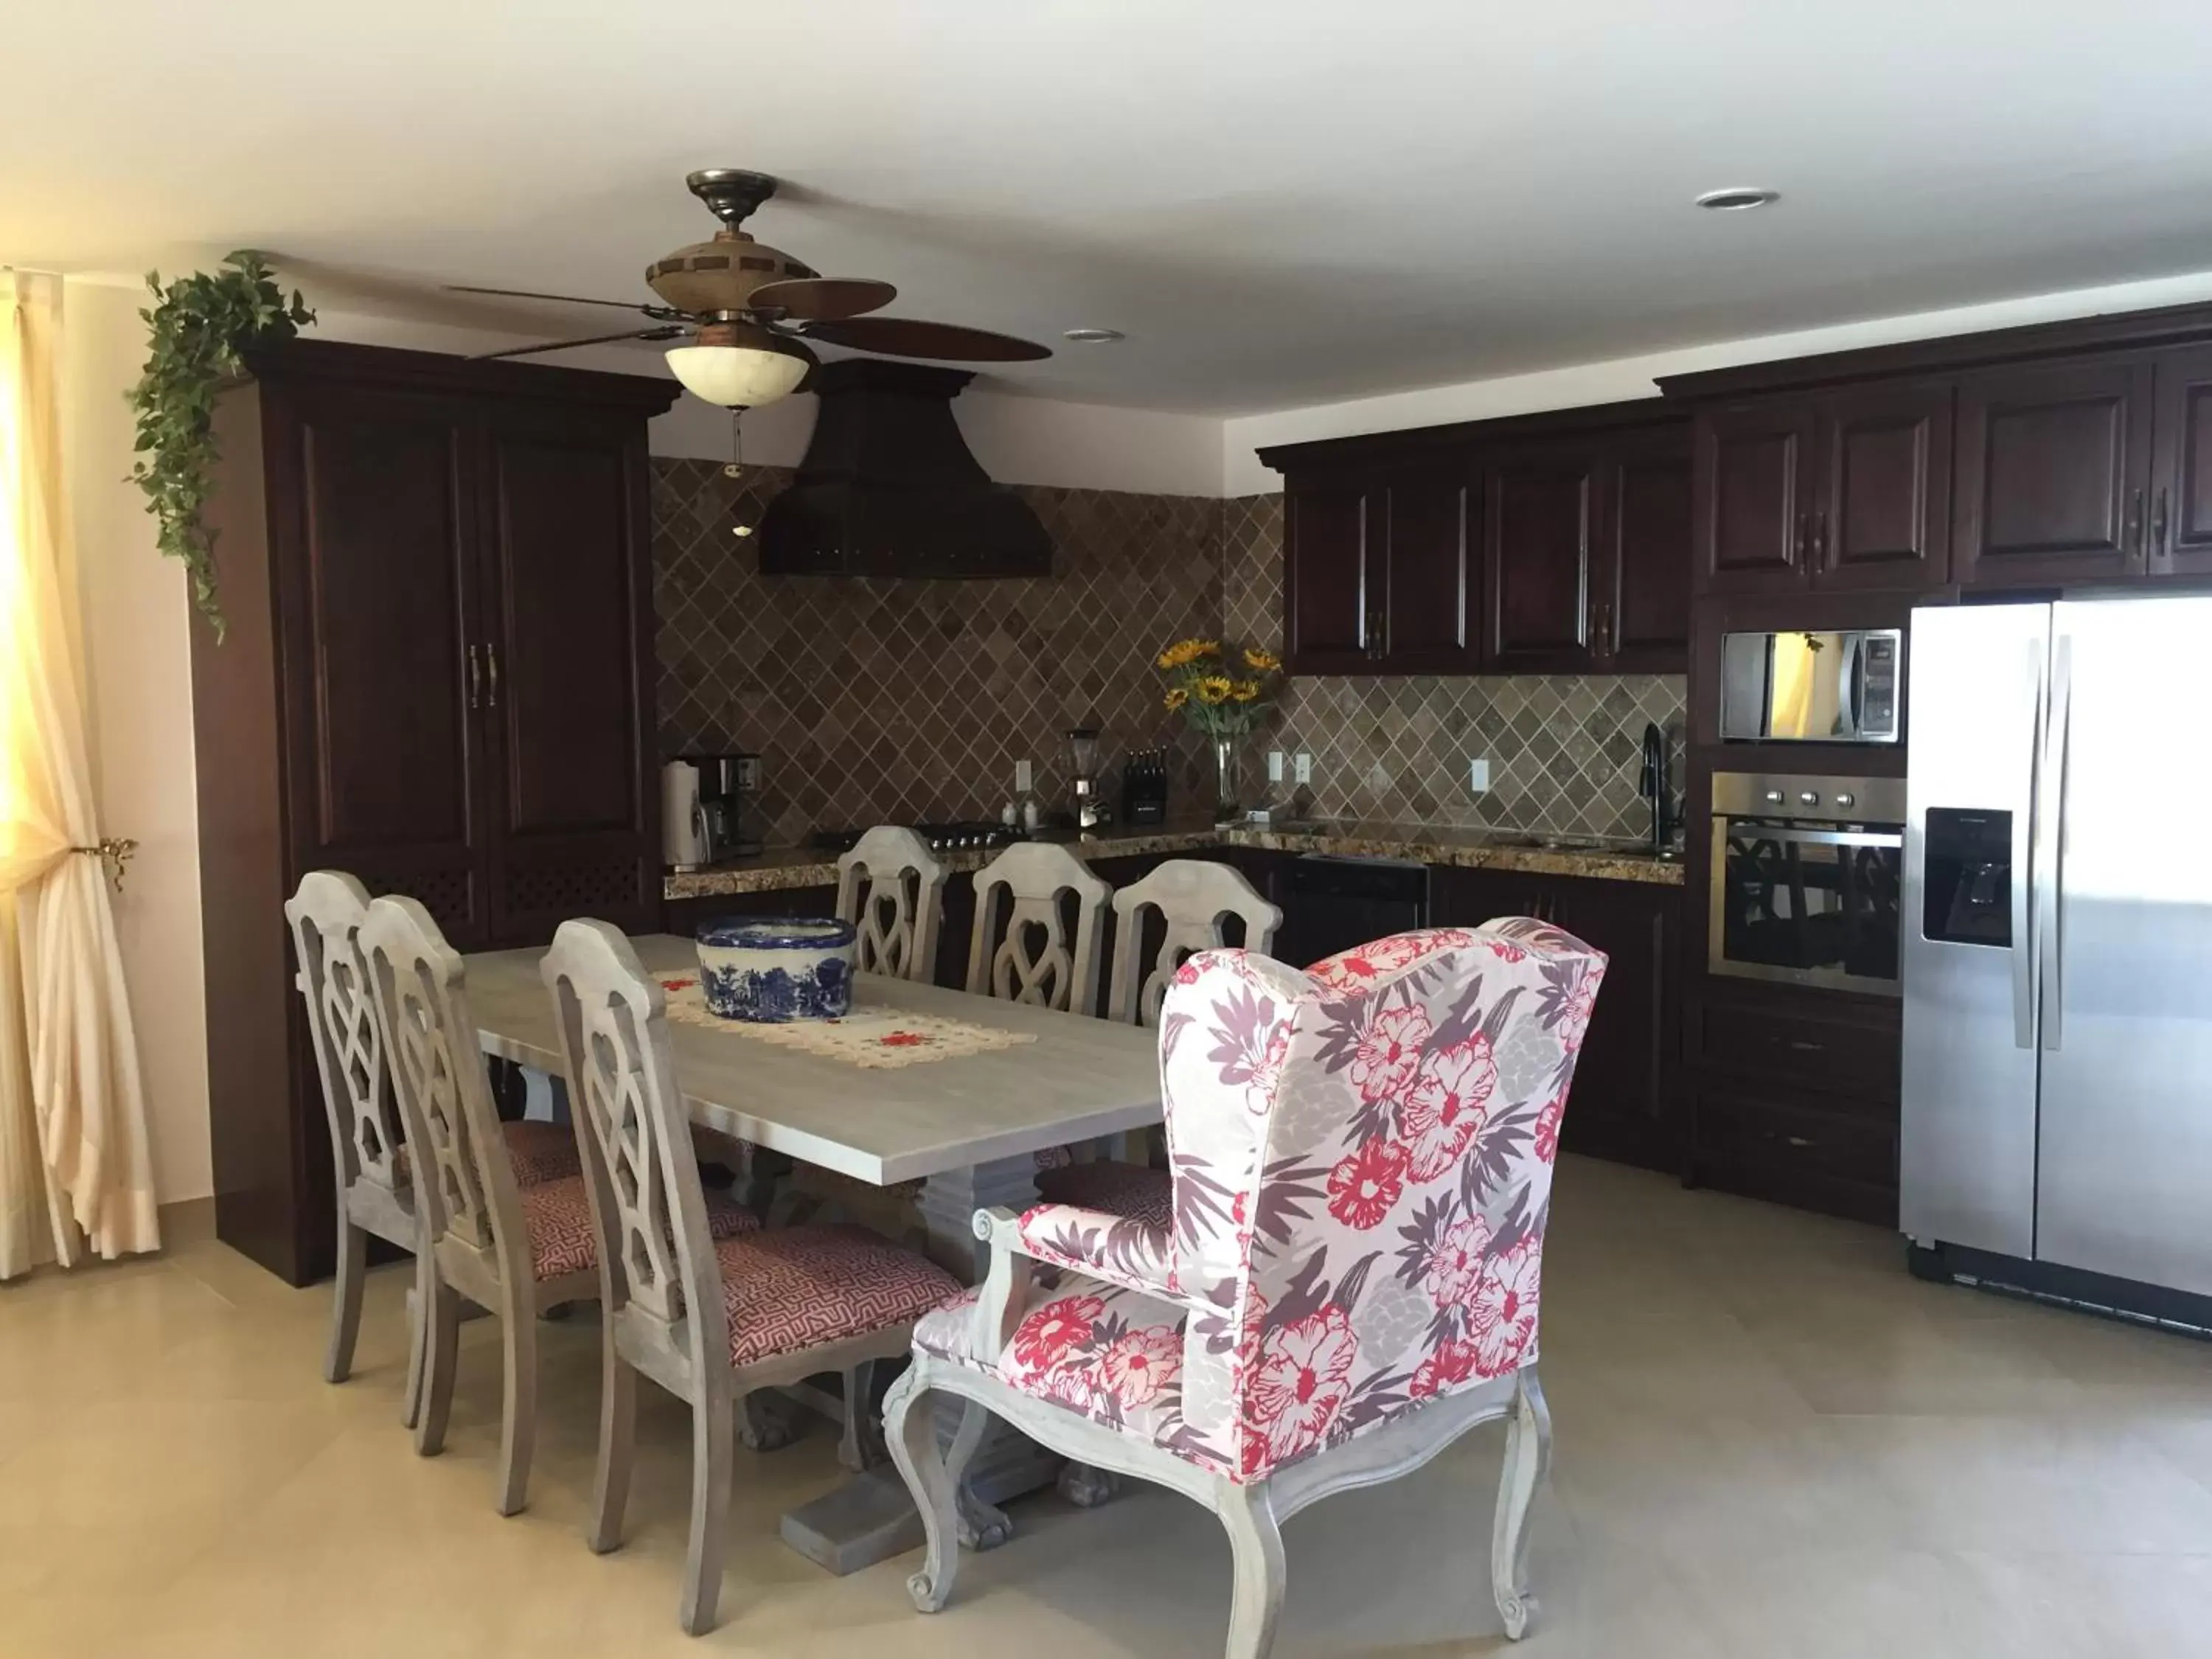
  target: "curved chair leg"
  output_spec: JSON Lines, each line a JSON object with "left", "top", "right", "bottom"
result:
{"left": 588, "top": 1340, "right": 638, "bottom": 1554}
{"left": 399, "top": 1253, "right": 428, "bottom": 1429}
{"left": 737, "top": 1388, "right": 799, "bottom": 1453}
{"left": 1218, "top": 1481, "right": 1286, "bottom": 1659}
{"left": 1058, "top": 1461, "right": 1121, "bottom": 1507}
{"left": 494, "top": 1285, "right": 539, "bottom": 1517}
{"left": 947, "top": 1398, "right": 1012, "bottom": 1550}
{"left": 415, "top": 1276, "right": 462, "bottom": 1457}
{"left": 324, "top": 1219, "right": 366, "bottom": 1385}
{"left": 885, "top": 1371, "right": 960, "bottom": 1613}
{"left": 681, "top": 1386, "right": 735, "bottom": 1636}
{"left": 1491, "top": 1366, "right": 1552, "bottom": 1641}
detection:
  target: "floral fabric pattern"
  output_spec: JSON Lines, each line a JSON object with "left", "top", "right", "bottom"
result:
{"left": 935, "top": 919, "right": 1604, "bottom": 1488}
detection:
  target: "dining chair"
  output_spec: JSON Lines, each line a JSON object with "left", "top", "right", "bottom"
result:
{"left": 883, "top": 920, "right": 1607, "bottom": 1659}
{"left": 964, "top": 841, "right": 1110, "bottom": 1015}
{"left": 285, "top": 870, "right": 426, "bottom": 1423}
{"left": 541, "top": 918, "right": 963, "bottom": 1635}
{"left": 835, "top": 826, "right": 947, "bottom": 981}
{"left": 358, "top": 895, "right": 754, "bottom": 1516}
{"left": 1035, "top": 858, "right": 1282, "bottom": 1223}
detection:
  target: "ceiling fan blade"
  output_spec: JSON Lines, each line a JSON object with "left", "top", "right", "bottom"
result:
{"left": 801, "top": 316, "right": 1052, "bottom": 363}
{"left": 445, "top": 283, "right": 652, "bottom": 313}
{"left": 744, "top": 276, "right": 897, "bottom": 321}
{"left": 468, "top": 326, "right": 685, "bottom": 361}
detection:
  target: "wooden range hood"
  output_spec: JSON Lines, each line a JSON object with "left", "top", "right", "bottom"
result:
{"left": 757, "top": 358, "right": 1051, "bottom": 578}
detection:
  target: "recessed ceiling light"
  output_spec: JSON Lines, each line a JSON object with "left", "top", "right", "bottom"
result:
{"left": 1695, "top": 187, "right": 1780, "bottom": 212}
{"left": 1062, "top": 327, "right": 1125, "bottom": 344}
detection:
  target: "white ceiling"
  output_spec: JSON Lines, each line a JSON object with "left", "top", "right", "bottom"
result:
{"left": 12, "top": 1, "right": 2212, "bottom": 415}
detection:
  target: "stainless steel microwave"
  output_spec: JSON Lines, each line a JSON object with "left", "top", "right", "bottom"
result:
{"left": 1719, "top": 628, "right": 1902, "bottom": 744}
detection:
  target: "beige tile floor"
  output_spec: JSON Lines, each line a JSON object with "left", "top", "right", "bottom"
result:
{"left": 7, "top": 1157, "right": 2212, "bottom": 1658}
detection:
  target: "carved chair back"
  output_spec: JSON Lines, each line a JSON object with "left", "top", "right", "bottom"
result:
{"left": 287, "top": 871, "right": 405, "bottom": 1197}
{"left": 964, "top": 842, "right": 1110, "bottom": 1016}
{"left": 835, "top": 827, "right": 948, "bottom": 981}
{"left": 543, "top": 919, "right": 726, "bottom": 1384}
{"left": 1106, "top": 858, "right": 1283, "bottom": 1027}
{"left": 1156, "top": 921, "right": 1606, "bottom": 1481}
{"left": 359, "top": 897, "right": 526, "bottom": 1279}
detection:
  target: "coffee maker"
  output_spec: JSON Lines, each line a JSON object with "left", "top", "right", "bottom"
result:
{"left": 661, "top": 753, "right": 763, "bottom": 870}
{"left": 1067, "top": 727, "right": 1109, "bottom": 830}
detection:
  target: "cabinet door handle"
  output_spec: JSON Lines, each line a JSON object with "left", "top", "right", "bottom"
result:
{"left": 1795, "top": 512, "right": 1809, "bottom": 563}
{"left": 1812, "top": 511, "right": 1829, "bottom": 570}
{"left": 467, "top": 644, "right": 481, "bottom": 710}
{"left": 486, "top": 641, "right": 500, "bottom": 708}
{"left": 2152, "top": 487, "right": 2171, "bottom": 563}
{"left": 2126, "top": 488, "right": 2144, "bottom": 554}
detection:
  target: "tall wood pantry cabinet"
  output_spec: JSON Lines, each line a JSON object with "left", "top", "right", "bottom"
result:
{"left": 192, "top": 339, "right": 676, "bottom": 1284}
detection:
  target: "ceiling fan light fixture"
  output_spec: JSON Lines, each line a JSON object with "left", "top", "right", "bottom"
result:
{"left": 1062, "top": 327, "right": 1125, "bottom": 344}
{"left": 665, "top": 325, "right": 815, "bottom": 408}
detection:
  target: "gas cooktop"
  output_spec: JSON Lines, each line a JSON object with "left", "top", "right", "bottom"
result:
{"left": 807, "top": 821, "right": 1024, "bottom": 855}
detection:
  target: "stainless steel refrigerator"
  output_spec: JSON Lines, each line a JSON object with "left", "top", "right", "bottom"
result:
{"left": 1902, "top": 596, "right": 2212, "bottom": 1318}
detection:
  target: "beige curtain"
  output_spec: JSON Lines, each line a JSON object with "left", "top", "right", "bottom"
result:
{"left": 0, "top": 271, "right": 159, "bottom": 1277}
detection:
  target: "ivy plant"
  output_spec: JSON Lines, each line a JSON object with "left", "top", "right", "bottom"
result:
{"left": 128, "top": 251, "right": 314, "bottom": 639}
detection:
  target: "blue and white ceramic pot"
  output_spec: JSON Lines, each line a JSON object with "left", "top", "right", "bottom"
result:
{"left": 694, "top": 917, "right": 858, "bottom": 1023}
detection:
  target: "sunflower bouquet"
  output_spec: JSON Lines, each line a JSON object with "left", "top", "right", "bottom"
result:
{"left": 1155, "top": 637, "right": 1281, "bottom": 737}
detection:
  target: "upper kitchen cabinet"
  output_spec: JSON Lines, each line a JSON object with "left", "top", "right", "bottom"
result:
{"left": 1952, "top": 357, "right": 2153, "bottom": 588}
{"left": 1282, "top": 463, "right": 1480, "bottom": 675}
{"left": 2149, "top": 344, "right": 2212, "bottom": 577}
{"left": 1263, "top": 403, "right": 1687, "bottom": 676}
{"left": 1692, "top": 383, "right": 1951, "bottom": 596}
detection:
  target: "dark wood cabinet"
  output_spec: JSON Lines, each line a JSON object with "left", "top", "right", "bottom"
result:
{"left": 1265, "top": 406, "right": 1686, "bottom": 677}
{"left": 1484, "top": 444, "right": 1600, "bottom": 671}
{"left": 194, "top": 340, "right": 675, "bottom": 1285}
{"left": 1283, "top": 477, "right": 1377, "bottom": 672}
{"left": 1602, "top": 431, "right": 1694, "bottom": 669}
{"left": 1952, "top": 357, "right": 2153, "bottom": 588}
{"left": 1695, "top": 400, "right": 1813, "bottom": 593}
{"left": 1696, "top": 385, "right": 1950, "bottom": 595}
{"left": 2150, "top": 344, "right": 2212, "bottom": 577}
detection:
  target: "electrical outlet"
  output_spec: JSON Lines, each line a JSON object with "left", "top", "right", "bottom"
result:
{"left": 1015, "top": 759, "right": 1033, "bottom": 793}
{"left": 1295, "top": 752, "right": 1314, "bottom": 785}
{"left": 1470, "top": 757, "right": 1490, "bottom": 793}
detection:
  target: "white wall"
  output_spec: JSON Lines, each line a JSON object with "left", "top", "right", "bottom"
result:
{"left": 1220, "top": 266, "right": 2212, "bottom": 494}
{"left": 60, "top": 281, "right": 212, "bottom": 1208}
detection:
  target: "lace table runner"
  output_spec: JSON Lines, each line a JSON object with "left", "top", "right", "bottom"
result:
{"left": 656, "top": 975, "right": 1039, "bottom": 1069}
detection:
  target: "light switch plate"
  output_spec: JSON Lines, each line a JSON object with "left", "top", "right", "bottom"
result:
{"left": 1015, "top": 759, "right": 1033, "bottom": 792}
{"left": 1268, "top": 750, "right": 1286, "bottom": 783}
{"left": 1295, "top": 752, "right": 1314, "bottom": 785}
{"left": 1470, "top": 757, "right": 1490, "bottom": 793}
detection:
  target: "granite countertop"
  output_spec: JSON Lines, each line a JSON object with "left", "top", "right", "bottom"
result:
{"left": 664, "top": 816, "right": 1686, "bottom": 900}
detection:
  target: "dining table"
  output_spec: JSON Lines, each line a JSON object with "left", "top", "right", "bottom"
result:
{"left": 459, "top": 931, "right": 1167, "bottom": 1574}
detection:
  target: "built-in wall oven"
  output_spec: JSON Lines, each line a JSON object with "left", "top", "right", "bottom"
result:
{"left": 1709, "top": 772, "right": 1905, "bottom": 997}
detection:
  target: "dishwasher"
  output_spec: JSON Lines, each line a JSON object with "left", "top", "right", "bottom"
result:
{"left": 1273, "top": 853, "right": 1430, "bottom": 969}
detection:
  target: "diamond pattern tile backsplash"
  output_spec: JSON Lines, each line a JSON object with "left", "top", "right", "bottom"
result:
{"left": 654, "top": 459, "right": 1219, "bottom": 847}
{"left": 1218, "top": 494, "right": 1684, "bottom": 841}
{"left": 653, "top": 464, "right": 1683, "bottom": 849}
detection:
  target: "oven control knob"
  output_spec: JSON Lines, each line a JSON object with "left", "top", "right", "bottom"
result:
{"left": 1799, "top": 790, "right": 1820, "bottom": 806}
{"left": 1764, "top": 789, "right": 1785, "bottom": 804}
{"left": 1835, "top": 791, "right": 1856, "bottom": 808}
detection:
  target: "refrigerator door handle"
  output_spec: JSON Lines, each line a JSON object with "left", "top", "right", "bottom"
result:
{"left": 2012, "top": 639, "right": 2042, "bottom": 1050}
{"left": 2040, "top": 633, "right": 2073, "bottom": 1052}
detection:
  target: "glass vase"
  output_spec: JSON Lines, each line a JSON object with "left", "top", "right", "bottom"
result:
{"left": 1211, "top": 734, "right": 1240, "bottom": 823}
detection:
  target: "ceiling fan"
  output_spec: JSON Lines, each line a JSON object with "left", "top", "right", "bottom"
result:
{"left": 449, "top": 168, "right": 1051, "bottom": 408}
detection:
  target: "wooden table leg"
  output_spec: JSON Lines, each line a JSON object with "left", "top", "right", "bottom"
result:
{"left": 779, "top": 1152, "right": 1057, "bottom": 1574}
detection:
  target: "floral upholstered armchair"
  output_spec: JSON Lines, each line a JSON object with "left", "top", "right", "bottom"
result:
{"left": 883, "top": 920, "right": 1607, "bottom": 1659}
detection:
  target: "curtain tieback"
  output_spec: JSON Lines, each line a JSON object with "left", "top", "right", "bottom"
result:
{"left": 69, "top": 837, "right": 139, "bottom": 891}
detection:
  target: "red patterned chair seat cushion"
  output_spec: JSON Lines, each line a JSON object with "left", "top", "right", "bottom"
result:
{"left": 1033, "top": 1160, "right": 1172, "bottom": 1231}
{"left": 524, "top": 1176, "right": 756, "bottom": 1283}
{"left": 915, "top": 1268, "right": 1234, "bottom": 1478}
{"left": 396, "top": 1119, "right": 582, "bottom": 1190}
{"left": 715, "top": 1225, "right": 960, "bottom": 1368}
